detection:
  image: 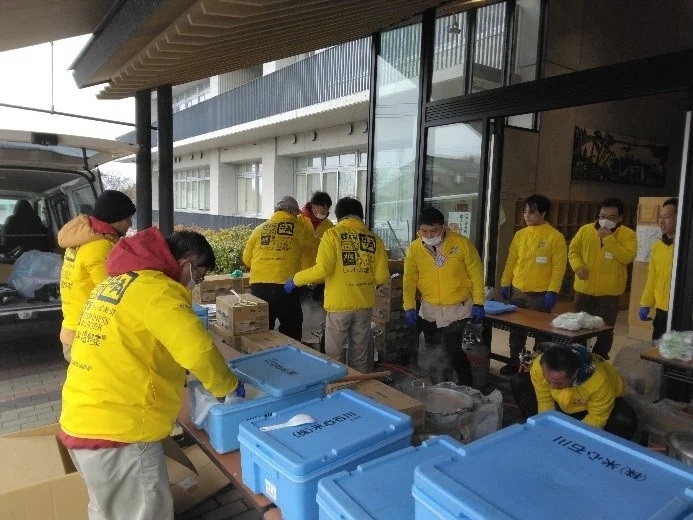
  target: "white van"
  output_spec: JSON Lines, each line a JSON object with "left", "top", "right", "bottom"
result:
{"left": 0, "top": 130, "right": 138, "bottom": 341}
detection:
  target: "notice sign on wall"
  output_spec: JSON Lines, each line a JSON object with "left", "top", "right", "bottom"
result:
{"left": 448, "top": 211, "right": 472, "bottom": 238}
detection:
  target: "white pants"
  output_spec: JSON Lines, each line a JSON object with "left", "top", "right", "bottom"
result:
{"left": 69, "top": 442, "right": 173, "bottom": 520}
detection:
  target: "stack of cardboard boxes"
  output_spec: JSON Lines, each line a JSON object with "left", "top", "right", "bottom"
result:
{"left": 213, "top": 293, "right": 270, "bottom": 349}
{"left": 372, "top": 260, "right": 418, "bottom": 362}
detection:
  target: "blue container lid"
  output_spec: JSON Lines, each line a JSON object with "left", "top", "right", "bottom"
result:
{"left": 318, "top": 436, "right": 465, "bottom": 520}
{"left": 228, "top": 345, "right": 347, "bottom": 398}
{"left": 413, "top": 412, "right": 693, "bottom": 520}
{"left": 238, "top": 389, "right": 413, "bottom": 477}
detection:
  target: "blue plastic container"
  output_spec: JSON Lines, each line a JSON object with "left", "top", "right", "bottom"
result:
{"left": 190, "top": 345, "right": 347, "bottom": 454}
{"left": 192, "top": 303, "right": 209, "bottom": 329}
{"left": 317, "top": 435, "right": 465, "bottom": 520}
{"left": 239, "top": 389, "right": 413, "bottom": 520}
{"left": 412, "top": 412, "right": 693, "bottom": 520}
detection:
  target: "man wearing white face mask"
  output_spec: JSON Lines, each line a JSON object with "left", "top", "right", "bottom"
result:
{"left": 299, "top": 191, "right": 334, "bottom": 304}
{"left": 403, "top": 208, "right": 485, "bottom": 385}
{"left": 568, "top": 198, "right": 636, "bottom": 359}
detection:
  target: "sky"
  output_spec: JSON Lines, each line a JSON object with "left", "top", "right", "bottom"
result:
{"left": 0, "top": 35, "right": 136, "bottom": 178}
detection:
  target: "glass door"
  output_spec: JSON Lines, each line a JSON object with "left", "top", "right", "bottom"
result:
{"left": 422, "top": 121, "right": 487, "bottom": 247}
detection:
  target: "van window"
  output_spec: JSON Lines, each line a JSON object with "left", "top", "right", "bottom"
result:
{"left": 51, "top": 196, "right": 71, "bottom": 230}
{"left": 0, "top": 198, "right": 15, "bottom": 223}
{"left": 71, "top": 185, "right": 96, "bottom": 215}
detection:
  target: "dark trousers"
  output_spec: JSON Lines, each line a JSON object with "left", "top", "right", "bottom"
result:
{"left": 510, "top": 372, "right": 638, "bottom": 440}
{"left": 250, "top": 283, "right": 303, "bottom": 341}
{"left": 508, "top": 289, "right": 548, "bottom": 364}
{"left": 652, "top": 308, "right": 668, "bottom": 341}
{"left": 419, "top": 318, "right": 473, "bottom": 386}
{"left": 573, "top": 292, "right": 620, "bottom": 358}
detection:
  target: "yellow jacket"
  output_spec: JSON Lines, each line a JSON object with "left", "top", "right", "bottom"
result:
{"left": 403, "top": 230, "right": 484, "bottom": 311}
{"left": 58, "top": 215, "right": 119, "bottom": 344}
{"left": 568, "top": 223, "right": 637, "bottom": 296}
{"left": 530, "top": 354, "right": 624, "bottom": 429}
{"left": 299, "top": 214, "right": 334, "bottom": 270}
{"left": 501, "top": 223, "right": 567, "bottom": 293}
{"left": 293, "top": 218, "right": 390, "bottom": 312}
{"left": 242, "top": 211, "right": 312, "bottom": 284}
{"left": 641, "top": 239, "right": 674, "bottom": 311}
{"left": 60, "top": 228, "right": 238, "bottom": 443}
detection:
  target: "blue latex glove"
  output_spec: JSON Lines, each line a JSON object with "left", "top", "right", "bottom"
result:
{"left": 500, "top": 286, "right": 511, "bottom": 300}
{"left": 284, "top": 278, "right": 297, "bottom": 293}
{"left": 543, "top": 291, "right": 557, "bottom": 311}
{"left": 639, "top": 306, "right": 652, "bottom": 321}
{"left": 405, "top": 309, "right": 418, "bottom": 327}
{"left": 471, "top": 304, "right": 485, "bottom": 323}
{"left": 233, "top": 382, "right": 246, "bottom": 398}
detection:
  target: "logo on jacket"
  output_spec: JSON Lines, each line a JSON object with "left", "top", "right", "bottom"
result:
{"left": 276, "top": 222, "right": 294, "bottom": 236}
{"left": 64, "top": 247, "right": 77, "bottom": 262}
{"left": 359, "top": 234, "right": 376, "bottom": 253}
{"left": 538, "top": 240, "right": 547, "bottom": 249}
{"left": 95, "top": 272, "right": 139, "bottom": 305}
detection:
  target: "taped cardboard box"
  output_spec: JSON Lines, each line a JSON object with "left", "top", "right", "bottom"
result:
{"left": 327, "top": 379, "right": 424, "bottom": 432}
{"left": 216, "top": 293, "right": 269, "bottom": 336}
{"left": 0, "top": 424, "right": 228, "bottom": 519}
{"left": 372, "top": 307, "right": 404, "bottom": 322}
{"left": 210, "top": 322, "right": 243, "bottom": 350}
{"left": 240, "top": 329, "right": 305, "bottom": 353}
{"left": 193, "top": 274, "right": 245, "bottom": 304}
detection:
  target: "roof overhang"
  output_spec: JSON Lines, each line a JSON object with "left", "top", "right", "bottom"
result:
{"left": 69, "top": 0, "right": 486, "bottom": 100}
{"left": 0, "top": 0, "right": 117, "bottom": 52}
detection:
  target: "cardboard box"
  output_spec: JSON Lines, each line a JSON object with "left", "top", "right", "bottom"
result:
{"left": 193, "top": 274, "right": 243, "bottom": 304}
{"left": 210, "top": 322, "right": 243, "bottom": 350}
{"left": 375, "top": 280, "right": 403, "bottom": 299}
{"left": 0, "top": 424, "right": 226, "bottom": 519}
{"left": 372, "top": 307, "right": 404, "bottom": 322}
{"left": 374, "top": 291, "right": 403, "bottom": 310}
{"left": 240, "top": 330, "right": 304, "bottom": 353}
{"left": 327, "top": 380, "right": 424, "bottom": 432}
{"left": 216, "top": 293, "right": 269, "bottom": 336}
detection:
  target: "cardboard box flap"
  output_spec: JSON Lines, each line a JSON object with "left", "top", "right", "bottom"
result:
{"left": 161, "top": 436, "right": 197, "bottom": 475}
{"left": 0, "top": 436, "right": 69, "bottom": 494}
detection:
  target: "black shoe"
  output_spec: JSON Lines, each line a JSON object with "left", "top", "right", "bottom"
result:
{"left": 499, "top": 363, "right": 518, "bottom": 376}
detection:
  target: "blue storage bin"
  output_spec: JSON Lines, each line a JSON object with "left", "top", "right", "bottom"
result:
{"left": 192, "top": 303, "right": 209, "bottom": 329}
{"left": 412, "top": 412, "right": 693, "bottom": 520}
{"left": 239, "top": 389, "right": 413, "bottom": 520}
{"left": 317, "top": 435, "right": 465, "bottom": 520}
{"left": 191, "top": 345, "right": 347, "bottom": 454}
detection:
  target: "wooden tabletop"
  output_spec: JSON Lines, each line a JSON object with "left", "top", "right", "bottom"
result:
{"left": 483, "top": 307, "right": 614, "bottom": 343}
{"left": 640, "top": 346, "right": 693, "bottom": 371}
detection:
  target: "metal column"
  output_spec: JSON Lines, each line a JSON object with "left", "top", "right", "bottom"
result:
{"left": 157, "top": 85, "right": 174, "bottom": 236}
{"left": 135, "top": 90, "right": 152, "bottom": 230}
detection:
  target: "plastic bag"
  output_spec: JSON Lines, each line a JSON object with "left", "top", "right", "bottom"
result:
{"left": 7, "top": 250, "right": 63, "bottom": 298}
{"left": 658, "top": 331, "right": 693, "bottom": 362}
{"left": 191, "top": 384, "right": 245, "bottom": 427}
{"left": 551, "top": 311, "right": 604, "bottom": 331}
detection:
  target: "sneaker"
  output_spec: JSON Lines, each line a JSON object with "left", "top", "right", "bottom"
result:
{"left": 499, "top": 363, "right": 518, "bottom": 376}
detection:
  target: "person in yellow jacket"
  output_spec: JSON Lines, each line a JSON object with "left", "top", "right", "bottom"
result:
{"left": 403, "top": 207, "right": 485, "bottom": 385}
{"left": 500, "top": 194, "right": 567, "bottom": 375}
{"left": 58, "top": 190, "right": 135, "bottom": 362}
{"left": 285, "top": 197, "right": 389, "bottom": 373}
{"left": 59, "top": 228, "right": 242, "bottom": 520}
{"left": 243, "top": 196, "right": 312, "bottom": 341}
{"left": 640, "top": 197, "right": 678, "bottom": 340}
{"left": 568, "top": 197, "right": 637, "bottom": 359}
{"left": 510, "top": 345, "right": 637, "bottom": 439}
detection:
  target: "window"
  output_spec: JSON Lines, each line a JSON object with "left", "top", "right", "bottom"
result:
{"left": 236, "top": 163, "right": 262, "bottom": 215}
{"left": 173, "top": 167, "right": 210, "bottom": 211}
{"left": 293, "top": 151, "right": 367, "bottom": 210}
{"left": 172, "top": 80, "right": 211, "bottom": 113}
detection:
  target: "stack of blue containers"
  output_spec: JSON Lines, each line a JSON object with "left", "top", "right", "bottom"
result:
{"left": 238, "top": 389, "right": 413, "bottom": 519}
{"left": 190, "top": 345, "right": 347, "bottom": 453}
{"left": 313, "top": 412, "right": 693, "bottom": 520}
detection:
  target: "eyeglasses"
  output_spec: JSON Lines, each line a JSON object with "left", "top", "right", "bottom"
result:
{"left": 190, "top": 263, "right": 205, "bottom": 285}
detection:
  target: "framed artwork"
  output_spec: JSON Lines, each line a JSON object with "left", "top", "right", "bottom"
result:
{"left": 571, "top": 126, "right": 668, "bottom": 187}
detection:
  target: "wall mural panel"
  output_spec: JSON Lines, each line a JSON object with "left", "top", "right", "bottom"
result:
{"left": 571, "top": 126, "right": 668, "bottom": 187}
